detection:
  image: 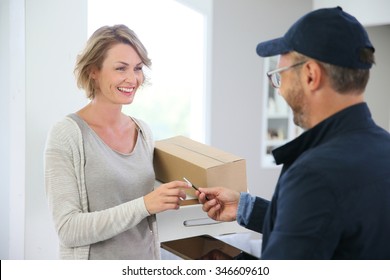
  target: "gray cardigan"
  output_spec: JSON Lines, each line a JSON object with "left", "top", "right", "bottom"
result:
{"left": 44, "top": 116, "right": 160, "bottom": 259}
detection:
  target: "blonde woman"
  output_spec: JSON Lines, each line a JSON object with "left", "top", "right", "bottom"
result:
{"left": 44, "top": 25, "right": 188, "bottom": 260}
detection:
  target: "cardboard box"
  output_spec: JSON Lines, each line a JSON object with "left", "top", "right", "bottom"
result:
{"left": 153, "top": 136, "right": 247, "bottom": 205}
{"left": 161, "top": 235, "right": 244, "bottom": 260}
{"left": 156, "top": 203, "right": 251, "bottom": 242}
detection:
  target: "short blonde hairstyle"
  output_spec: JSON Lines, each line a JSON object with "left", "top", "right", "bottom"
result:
{"left": 74, "top": 25, "right": 151, "bottom": 99}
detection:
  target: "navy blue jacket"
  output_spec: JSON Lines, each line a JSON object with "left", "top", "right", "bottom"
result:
{"left": 239, "top": 103, "right": 390, "bottom": 259}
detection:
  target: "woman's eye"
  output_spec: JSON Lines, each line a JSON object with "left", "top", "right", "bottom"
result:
{"left": 135, "top": 66, "right": 143, "bottom": 72}
{"left": 116, "top": 67, "right": 126, "bottom": 71}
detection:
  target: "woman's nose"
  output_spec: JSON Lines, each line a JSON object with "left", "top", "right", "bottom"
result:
{"left": 125, "top": 70, "right": 137, "bottom": 83}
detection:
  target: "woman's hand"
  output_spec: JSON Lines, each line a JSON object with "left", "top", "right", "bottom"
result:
{"left": 144, "top": 181, "right": 190, "bottom": 215}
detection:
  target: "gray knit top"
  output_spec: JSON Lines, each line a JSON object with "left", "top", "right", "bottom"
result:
{"left": 44, "top": 114, "right": 160, "bottom": 259}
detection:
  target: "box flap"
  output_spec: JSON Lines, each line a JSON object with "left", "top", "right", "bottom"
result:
{"left": 155, "top": 136, "right": 243, "bottom": 169}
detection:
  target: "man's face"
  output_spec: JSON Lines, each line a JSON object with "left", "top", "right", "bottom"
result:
{"left": 278, "top": 54, "right": 310, "bottom": 130}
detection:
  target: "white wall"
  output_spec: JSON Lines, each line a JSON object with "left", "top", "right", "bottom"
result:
{"left": 365, "top": 25, "right": 390, "bottom": 131}
{"left": 0, "top": 0, "right": 12, "bottom": 259}
{"left": 0, "top": 0, "right": 26, "bottom": 260}
{"left": 23, "top": 0, "right": 88, "bottom": 259}
{"left": 314, "top": 0, "right": 390, "bottom": 26}
{"left": 208, "top": 0, "right": 312, "bottom": 199}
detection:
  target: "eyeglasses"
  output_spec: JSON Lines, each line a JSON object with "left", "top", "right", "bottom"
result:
{"left": 266, "top": 61, "right": 307, "bottom": 88}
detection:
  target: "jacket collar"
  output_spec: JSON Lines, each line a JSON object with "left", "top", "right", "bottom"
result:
{"left": 272, "top": 102, "right": 373, "bottom": 165}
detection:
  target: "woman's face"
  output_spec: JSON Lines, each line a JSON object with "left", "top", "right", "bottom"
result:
{"left": 92, "top": 43, "right": 144, "bottom": 105}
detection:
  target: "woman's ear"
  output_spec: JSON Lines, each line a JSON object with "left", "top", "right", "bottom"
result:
{"left": 89, "top": 65, "right": 99, "bottom": 80}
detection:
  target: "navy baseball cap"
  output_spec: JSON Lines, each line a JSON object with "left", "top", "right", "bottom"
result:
{"left": 256, "top": 7, "right": 374, "bottom": 69}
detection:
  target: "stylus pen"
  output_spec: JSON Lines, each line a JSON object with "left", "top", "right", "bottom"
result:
{"left": 183, "top": 177, "right": 209, "bottom": 200}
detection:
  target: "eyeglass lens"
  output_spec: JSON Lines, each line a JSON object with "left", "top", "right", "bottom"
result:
{"left": 271, "top": 73, "right": 281, "bottom": 88}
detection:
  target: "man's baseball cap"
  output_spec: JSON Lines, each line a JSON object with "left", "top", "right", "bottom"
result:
{"left": 256, "top": 7, "right": 374, "bottom": 69}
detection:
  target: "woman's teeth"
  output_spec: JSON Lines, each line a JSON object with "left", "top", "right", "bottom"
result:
{"left": 118, "top": 87, "right": 133, "bottom": 93}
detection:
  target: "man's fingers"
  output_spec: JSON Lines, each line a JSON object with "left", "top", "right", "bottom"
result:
{"left": 206, "top": 203, "right": 221, "bottom": 220}
{"left": 202, "top": 198, "right": 217, "bottom": 212}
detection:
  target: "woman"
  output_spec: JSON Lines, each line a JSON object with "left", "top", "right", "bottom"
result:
{"left": 44, "top": 25, "right": 189, "bottom": 259}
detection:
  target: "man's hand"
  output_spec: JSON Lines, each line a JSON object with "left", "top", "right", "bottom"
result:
{"left": 196, "top": 187, "right": 240, "bottom": 222}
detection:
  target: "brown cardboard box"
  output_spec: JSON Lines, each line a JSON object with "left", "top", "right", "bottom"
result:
{"left": 154, "top": 136, "right": 247, "bottom": 205}
{"left": 161, "top": 235, "right": 244, "bottom": 260}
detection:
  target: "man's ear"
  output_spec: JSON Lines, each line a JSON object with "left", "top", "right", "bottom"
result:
{"left": 302, "top": 61, "right": 322, "bottom": 91}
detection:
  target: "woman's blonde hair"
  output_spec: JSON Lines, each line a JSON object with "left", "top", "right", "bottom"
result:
{"left": 74, "top": 24, "right": 151, "bottom": 99}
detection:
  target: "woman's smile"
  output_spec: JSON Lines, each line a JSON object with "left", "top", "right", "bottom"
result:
{"left": 117, "top": 86, "right": 135, "bottom": 97}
